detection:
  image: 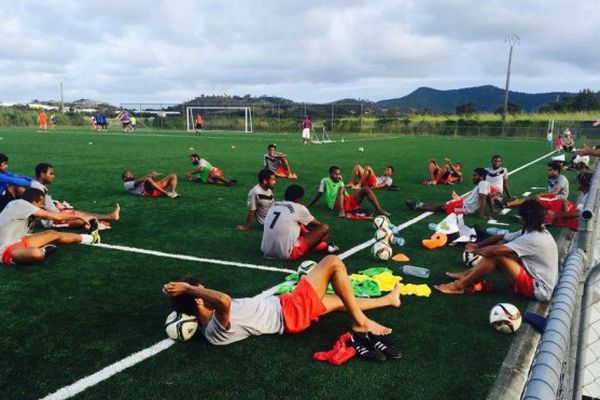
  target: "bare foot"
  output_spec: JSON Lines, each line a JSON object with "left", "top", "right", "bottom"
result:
{"left": 110, "top": 204, "right": 120, "bottom": 221}
{"left": 352, "top": 318, "right": 392, "bottom": 336}
{"left": 446, "top": 270, "right": 468, "bottom": 279}
{"left": 434, "top": 281, "right": 465, "bottom": 294}
{"left": 386, "top": 283, "right": 402, "bottom": 307}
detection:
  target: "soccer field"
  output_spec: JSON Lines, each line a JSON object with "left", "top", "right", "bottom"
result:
{"left": 0, "top": 127, "right": 568, "bottom": 399}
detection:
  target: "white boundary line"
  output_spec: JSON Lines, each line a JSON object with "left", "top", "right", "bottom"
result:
{"left": 39, "top": 149, "right": 556, "bottom": 400}
{"left": 93, "top": 243, "right": 295, "bottom": 274}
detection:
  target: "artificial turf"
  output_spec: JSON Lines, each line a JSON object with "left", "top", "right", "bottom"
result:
{"left": 0, "top": 127, "right": 568, "bottom": 399}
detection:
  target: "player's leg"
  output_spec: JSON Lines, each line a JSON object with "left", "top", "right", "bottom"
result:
{"left": 301, "top": 223, "right": 330, "bottom": 250}
{"left": 360, "top": 166, "right": 377, "bottom": 187}
{"left": 305, "top": 256, "right": 392, "bottom": 335}
{"left": 72, "top": 205, "right": 121, "bottom": 223}
{"left": 347, "top": 165, "right": 364, "bottom": 187}
{"left": 320, "top": 283, "right": 401, "bottom": 314}
{"left": 158, "top": 174, "right": 178, "bottom": 192}
{"left": 279, "top": 157, "right": 294, "bottom": 177}
{"left": 353, "top": 187, "right": 390, "bottom": 216}
{"left": 428, "top": 160, "right": 440, "bottom": 182}
{"left": 335, "top": 186, "right": 347, "bottom": 217}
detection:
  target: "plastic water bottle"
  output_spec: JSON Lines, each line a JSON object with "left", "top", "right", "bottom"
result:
{"left": 486, "top": 227, "right": 509, "bottom": 236}
{"left": 388, "top": 224, "right": 401, "bottom": 235}
{"left": 428, "top": 223, "right": 438, "bottom": 231}
{"left": 398, "top": 265, "right": 430, "bottom": 278}
{"left": 390, "top": 236, "right": 405, "bottom": 246}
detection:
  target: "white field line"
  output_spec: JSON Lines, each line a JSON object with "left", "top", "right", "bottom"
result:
{"left": 39, "top": 149, "right": 555, "bottom": 400}
{"left": 93, "top": 243, "right": 295, "bottom": 274}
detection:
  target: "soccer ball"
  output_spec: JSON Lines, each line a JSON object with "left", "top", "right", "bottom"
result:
{"left": 373, "top": 215, "right": 390, "bottom": 230}
{"left": 297, "top": 260, "right": 317, "bottom": 277}
{"left": 462, "top": 250, "right": 482, "bottom": 267}
{"left": 374, "top": 227, "right": 393, "bottom": 244}
{"left": 372, "top": 241, "right": 392, "bottom": 261}
{"left": 489, "top": 303, "right": 522, "bottom": 334}
{"left": 165, "top": 311, "right": 198, "bottom": 342}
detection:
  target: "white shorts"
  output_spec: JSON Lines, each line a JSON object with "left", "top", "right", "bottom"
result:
{"left": 302, "top": 128, "right": 310, "bottom": 139}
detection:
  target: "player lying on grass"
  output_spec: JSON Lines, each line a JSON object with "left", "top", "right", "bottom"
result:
{"left": 435, "top": 200, "right": 558, "bottom": 301}
{"left": 308, "top": 165, "right": 391, "bottom": 218}
{"left": 122, "top": 170, "right": 179, "bottom": 198}
{"left": 261, "top": 184, "right": 338, "bottom": 260}
{"left": 237, "top": 169, "right": 276, "bottom": 231}
{"left": 0, "top": 188, "right": 101, "bottom": 266}
{"left": 406, "top": 168, "right": 494, "bottom": 219}
{"left": 506, "top": 161, "right": 569, "bottom": 209}
{"left": 185, "top": 154, "right": 236, "bottom": 186}
{"left": 264, "top": 144, "right": 297, "bottom": 179}
{"left": 163, "top": 255, "right": 402, "bottom": 359}
{"left": 31, "top": 163, "right": 120, "bottom": 229}
{"left": 424, "top": 158, "right": 462, "bottom": 185}
{"left": 346, "top": 165, "right": 394, "bottom": 190}
{"left": 0, "top": 153, "right": 32, "bottom": 211}
{"left": 485, "top": 155, "right": 513, "bottom": 201}
{"left": 540, "top": 171, "right": 591, "bottom": 232}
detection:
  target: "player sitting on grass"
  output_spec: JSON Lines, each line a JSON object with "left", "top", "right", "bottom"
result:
{"left": 0, "top": 188, "right": 101, "bottom": 266}
{"left": 185, "top": 154, "right": 236, "bottom": 186}
{"left": 406, "top": 168, "right": 494, "bottom": 219}
{"left": 424, "top": 158, "right": 462, "bottom": 185}
{"left": 507, "top": 161, "right": 569, "bottom": 209}
{"left": 122, "top": 171, "right": 179, "bottom": 198}
{"left": 346, "top": 165, "right": 394, "bottom": 190}
{"left": 261, "top": 184, "right": 338, "bottom": 260}
{"left": 31, "top": 163, "right": 120, "bottom": 229}
{"left": 485, "top": 155, "right": 513, "bottom": 203}
{"left": 237, "top": 169, "right": 276, "bottom": 231}
{"left": 540, "top": 171, "right": 591, "bottom": 232}
{"left": 435, "top": 200, "right": 558, "bottom": 301}
{"left": 0, "top": 153, "right": 32, "bottom": 211}
{"left": 163, "top": 255, "right": 402, "bottom": 360}
{"left": 264, "top": 144, "right": 297, "bottom": 179}
{"left": 308, "top": 166, "right": 391, "bottom": 218}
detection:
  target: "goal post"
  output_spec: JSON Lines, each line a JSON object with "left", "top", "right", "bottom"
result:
{"left": 186, "top": 106, "right": 253, "bottom": 133}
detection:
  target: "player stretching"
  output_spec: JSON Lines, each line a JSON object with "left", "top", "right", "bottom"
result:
{"left": 301, "top": 116, "right": 312, "bottom": 145}
{"left": 186, "top": 154, "right": 236, "bottom": 185}
{"left": 424, "top": 158, "right": 462, "bottom": 185}
{"left": 507, "top": 161, "right": 569, "bottom": 209}
{"left": 346, "top": 165, "right": 394, "bottom": 190}
{"left": 237, "top": 169, "right": 276, "bottom": 231}
{"left": 31, "top": 163, "right": 120, "bottom": 229}
{"left": 194, "top": 114, "right": 203, "bottom": 135}
{"left": 308, "top": 166, "right": 390, "bottom": 218}
{"left": 37, "top": 110, "right": 48, "bottom": 132}
{"left": 0, "top": 153, "right": 32, "bottom": 211}
{"left": 264, "top": 144, "right": 297, "bottom": 179}
{"left": 122, "top": 171, "right": 179, "bottom": 198}
{"left": 261, "top": 184, "right": 338, "bottom": 260}
{"left": 0, "top": 188, "right": 101, "bottom": 266}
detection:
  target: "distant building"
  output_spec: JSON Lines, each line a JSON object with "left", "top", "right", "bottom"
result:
{"left": 28, "top": 103, "right": 59, "bottom": 111}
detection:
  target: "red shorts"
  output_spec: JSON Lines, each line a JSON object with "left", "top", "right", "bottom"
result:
{"left": 446, "top": 198, "right": 464, "bottom": 214}
{"left": 334, "top": 193, "right": 361, "bottom": 213}
{"left": 288, "top": 237, "right": 309, "bottom": 260}
{"left": 275, "top": 166, "right": 289, "bottom": 177}
{"left": 361, "top": 174, "right": 378, "bottom": 188}
{"left": 143, "top": 188, "right": 164, "bottom": 197}
{"left": 513, "top": 262, "right": 535, "bottom": 299}
{"left": 208, "top": 168, "right": 223, "bottom": 179}
{"left": 2, "top": 238, "right": 30, "bottom": 265}
{"left": 279, "top": 278, "right": 327, "bottom": 334}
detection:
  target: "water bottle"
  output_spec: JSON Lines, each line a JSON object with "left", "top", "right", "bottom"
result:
{"left": 390, "top": 236, "right": 405, "bottom": 246}
{"left": 398, "top": 265, "right": 430, "bottom": 278}
{"left": 428, "top": 223, "right": 438, "bottom": 231}
{"left": 388, "top": 224, "right": 401, "bottom": 235}
{"left": 486, "top": 227, "right": 509, "bottom": 236}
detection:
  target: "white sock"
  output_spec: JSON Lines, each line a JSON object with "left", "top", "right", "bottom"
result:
{"left": 80, "top": 234, "right": 94, "bottom": 245}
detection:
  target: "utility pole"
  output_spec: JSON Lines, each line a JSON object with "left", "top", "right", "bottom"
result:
{"left": 60, "top": 79, "right": 64, "bottom": 113}
{"left": 501, "top": 33, "right": 519, "bottom": 136}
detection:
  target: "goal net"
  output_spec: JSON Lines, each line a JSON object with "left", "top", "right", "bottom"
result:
{"left": 186, "top": 106, "right": 253, "bottom": 133}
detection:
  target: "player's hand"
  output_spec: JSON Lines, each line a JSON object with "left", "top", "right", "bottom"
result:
{"left": 444, "top": 158, "right": 451, "bottom": 163}
{"left": 576, "top": 145, "right": 591, "bottom": 156}
{"left": 236, "top": 225, "right": 250, "bottom": 231}
{"left": 162, "top": 282, "right": 190, "bottom": 297}
{"left": 185, "top": 172, "right": 192, "bottom": 180}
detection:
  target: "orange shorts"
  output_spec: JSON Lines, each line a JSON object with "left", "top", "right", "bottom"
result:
{"left": 288, "top": 236, "right": 309, "bottom": 260}
{"left": 209, "top": 168, "right": 223, "bottom": 178}
{"left": 275, "top": 166, "right": 290, "bottom": 177}
{"left": 446, "top": 198, "right": 464, "bottom": 214}
{"left": 2, "top": 238, "right": 30, "bottom": 265}
{"left": 513, "top": 262, "right": 535, "bottom": 299}
{"left": 334, "top": 193, "right": 360, "bottom": 213}
{"left": 279, "top": 278, "right": 327, "bottom": 334}
{"left": 361, "top": 174, "right": 378, "bottom": 188}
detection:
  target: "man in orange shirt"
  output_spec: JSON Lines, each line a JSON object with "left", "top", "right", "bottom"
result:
{"left": 194, "top": 114, "right": 204, "bottom": 135}
{"left": 38, "top": 111, "right": 48, "bottom": 132}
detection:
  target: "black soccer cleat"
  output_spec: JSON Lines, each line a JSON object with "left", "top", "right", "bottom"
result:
{"left": 367, "top": 334, "right": 402, "bottom": 359}
{"left": 42, "top": 245, "right": 57, "bottom": 258}
{"left": 350, "top": 332, "right": 386, "bottom": 362}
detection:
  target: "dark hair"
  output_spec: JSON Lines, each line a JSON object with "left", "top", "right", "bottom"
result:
{"left": 519, "top": 200, "right": 545, "bottom": 233}
{"left": 577, "top": 171, "right": 592, "bottom": 191}
{"left": 386, "top": 165, "right": 394, "bottom": 172}
{"left": 35, "top": 163, "right": 53, "bottom": 177}
{"left": 284, "top": 184, "right": 304, "bottom": 201}
{"left": 328, "top": 165, "right": 340, "bottom": 174}
{"left": 121, "top": 170, "right": 131, "bottom": 179}
{"left": 0, "top": 154, "right": 7, "bottom": 163}
{"left": 267, "top": 144, "right": 276, "bottom": 150}
{"left": 548, "top": 161, "right": 562, "bottom": 172}
{"left": 190, "top": 153, "right": 200, "bottom": 159}
{"left": 491, "top": 155, "right": 502, "bottom": 161}
{"left": 474, "top": 167, "right": 487, "bottom": 178}
{"left": 170, "top": 276, "right": 201, "bottom": 316}
{"left": 22, "top": 188, "right": 45, "bottom": 203}
{"left": 257, "top": 168, "right": 274, "bottom": 183}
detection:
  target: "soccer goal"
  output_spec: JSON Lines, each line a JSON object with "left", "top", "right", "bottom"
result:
{"left": 310, "top": 125, "right": 335, "bottom": 144}
{"left": 186, "top": 106, "right": 253, "bottom": 133}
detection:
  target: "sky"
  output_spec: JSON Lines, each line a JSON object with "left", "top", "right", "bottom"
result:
{"left": 0, "top": 0, "right": 599, "bottom": 105}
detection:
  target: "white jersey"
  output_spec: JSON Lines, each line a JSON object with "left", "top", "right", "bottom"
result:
{"left": 459, "top": 180, "right": 490, "bottom": 215}
{"left": 548, "top": 175, "right": 569, "bottom": 200}
{"left": 30, "top": 180, "right": 59, "bottom": 212}
{"left": 247, "top": 184, "right": 274, "bottom": 225}
{"left": 124, "top": 180, "right": 144, "bottom": 195}
{"left": 485, "top": 167, "right": 508, "bottom": 193}
{"left": 0, "top": 200, "right": 38, "bottom": 253}
{"left": 376, "top": 176, "right": 393, "bottom": 187}
{"left": 260, "top": 201, "right": 314, "bottom": 259}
